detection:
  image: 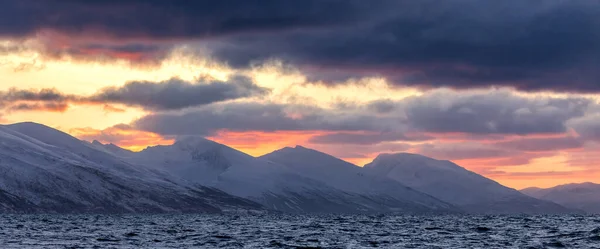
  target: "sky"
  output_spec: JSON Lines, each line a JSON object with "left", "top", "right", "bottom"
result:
{"left": 1, "top": 0, "right": 600, "bottom": 189}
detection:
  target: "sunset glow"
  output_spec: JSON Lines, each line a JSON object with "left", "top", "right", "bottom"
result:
{"left": 2, "top": 0, "right": 600, "bottom": 190}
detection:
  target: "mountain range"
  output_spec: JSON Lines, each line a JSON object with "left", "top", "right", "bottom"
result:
{"left": 522, "top": 183, "right": 600, "bottom": 214}
{"left": 0, "top": 122, "right": 591, "bottom": 214}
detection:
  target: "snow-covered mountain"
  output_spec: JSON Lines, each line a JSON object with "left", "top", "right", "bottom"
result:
{"left": 130, "top": 138, "right": 364, "bottom": 213}
{"left": 129, "top": 139, "right": 456, "bottom": 213}
{"left": 364, "top": 153, "right": 573, "bottom": 214}
{"left": 522, "top": 183, "right": 600, "bottom": 214}
{"left": 260, "top": 146, "right": 456, "bottom": 213}
{"left": 89, "top": 140, "right": 135, "bottom": 157}
{"left": 0, "top": 122, "right": 263, "bottom": 213}
{"left": 0, "top": 121, "right": 580, "bottom": 214}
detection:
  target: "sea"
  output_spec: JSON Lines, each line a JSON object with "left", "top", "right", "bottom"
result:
{"left": 0, "top": 214, "right": 599, "bottom": 248}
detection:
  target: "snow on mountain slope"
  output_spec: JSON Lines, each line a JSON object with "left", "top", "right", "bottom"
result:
{"left": 89, "top": 140, "right": 136, "bottom": 158}
{"left": 260, "top": 146, "right": 456, "bottom": 212}
{"left": 0, "top": 123, "right": 263, "bottom": 213}
{"left": 364, "top": 153, "right": 573, "bottom": 214}
{"left": 131, "top": 138, "right": 452, "bottom": 213}
{"left": 522, "top": 182, "right": 600, "bottom": 214}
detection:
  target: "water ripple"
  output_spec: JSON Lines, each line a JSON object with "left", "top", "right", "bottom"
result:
{"left": 0, "top": 214, "right": 599, "bottom": 248}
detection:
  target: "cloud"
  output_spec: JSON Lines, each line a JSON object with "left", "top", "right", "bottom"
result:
{"left": 402, "top": 89, "right": 591, "bottom": 135}
{"left": 0, "top": 0, "right": 377, "bottom": 39}
{"left": 562, "top": 143, "right": 600, "bottom": 167}
{"left": 478, "top": 154, "right": 543, "bottom": 167}
{"left": 0, "top": 0, "right": 385, "bottom": 64}
{"left": 308, "top": 142, "right": 412, "bottom": 162}
{"left": 7, "top": 102, "right": 69, "bottom": 112}
{"left": 3, "top": 1, "right": 600, "bottom": 91}
{"left": 568, "top": 114, "right": 600, "bottom": 141}
{"left": 0, "top": 88, "right": 78, "bottom": 102}
{"left": 366, "top": 100, "right": 400, "bottom": 114}
{"left": 483, "top": 170, "right": 596, "bottom": 178}
{"left": 133, "top": 102, "right": 396, "bottom": 136}
{"left": 493, "top": 136, "right": 584, "bottom": 152}
{"left": 0, "top": 75, "right": 267, "bottom": 112}
{"left": 69, "top": 125, "right": 174, "bottom": 151}
{"left": 88, "top": 75, "right": 268, "bottom": 111}
{"left": 41, "top": 42, "right": 171, "bottom": 64}
{"left": 308, "top": 131, "right": 432, "bottom": 145}
{"left": 102, "top": 104, "right": 126, "bottom": 113}
{"left": 0, "top": 88, "right": 76, "bottom": 112}
{"left": 207, "top": 1, "right": 600, "bottom": 93}
{"left": 413, "top": 142, "right": 519, "bottom": 161}
{"left": 132, "top": 88, "right": 596, "bottom": 138}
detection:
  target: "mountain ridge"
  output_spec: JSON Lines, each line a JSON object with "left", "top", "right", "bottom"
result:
{"left": 521, "top": 182, "right": 600, "bottom": 214}
{"left": 0, "top": 122, "right": 264, "bottom": 213}
{"left": 0, "top": 122, "right": 580, "bottom": 214}
{"left": 260, "top": 145, "right": 457, "bottom": 213}
{"left": 364, "top": 152, "right": 574, "bottom": 214}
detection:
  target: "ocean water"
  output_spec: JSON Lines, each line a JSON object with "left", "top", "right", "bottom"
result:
{"left": 0, "top": 214, "right": 599, "bottom": 248}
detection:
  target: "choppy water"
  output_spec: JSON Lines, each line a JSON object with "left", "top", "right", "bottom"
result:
{"left": 0, "top": 214, "right": 599, "bottom": 248}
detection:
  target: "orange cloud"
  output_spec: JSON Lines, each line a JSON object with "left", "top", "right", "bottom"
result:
{"left": 102, "top": 104, "right": 126, "bottom": 113}
{"left": 69, "top": 125, "right": 173, "bottom": 151}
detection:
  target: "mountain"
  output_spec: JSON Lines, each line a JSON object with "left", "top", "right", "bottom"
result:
{"left": 130, "top": 138, "right": 365, "bottom": 213}
{"left": 0, "top": 121, "right": 580, "bottom": 214}
{"left": 89, "top": 140, "right": 135, "bottom": 157}
{"left": 128, "top": 139, "right": 456, "bottom": 213}
{"left": 522, "top": 182, "right": 600, "bottom": 213}
{"left": 260, "top": 146, "right": 456, "bottom": 213}
{"left": 0, "top": 122, "right": 263, "bottom": 213}
{"left": 364, "top": 153, "right": 573, "bottom": 214}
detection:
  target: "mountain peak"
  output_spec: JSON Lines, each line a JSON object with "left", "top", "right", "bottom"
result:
{"left": 261, "top": 145, "right": 358, "bottom": 168}
{"left": 8, "top": 121, "right": 55, "bottom": 131}
{"left": 276, "top": 145, "right": 311, "bottom": 151}
{"left": 267, "top": 145, "right": 336, "bottom": 159}
{"left": 6, "top": 121, "right": 83, "bottom": 147}
{"left": 174, "top": 136, "right": 219, "bottom": 148}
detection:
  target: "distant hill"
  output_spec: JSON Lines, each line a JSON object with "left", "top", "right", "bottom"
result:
{"left": 260, "top": 145, "right": 456, "bottom": 213}
{"left": 522, "top": 182, "right": 600, "bottom": 214}
{"left": 364, "top": 153, "right": 573, "bottom": 214}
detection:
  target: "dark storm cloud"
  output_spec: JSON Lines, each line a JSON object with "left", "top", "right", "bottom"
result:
{"left": 0, "top": 0, "right": 387, "bottom": 63}
{"left": 402, "top": 89, "right": 591, "bottom": 135}
{"left": 89, "top": 75, "right": 268, "bottom": 111}
{"left": 3, "top": 1, "right": 600, "bottom": 91}
{"left": 0, "top": 0, "right": 382, "bottom": 39}
{"left": 132, "top": 102, "right": 401, "bottom": 136}
{"left": 208, "top": 1, "right": 600, "bottom": 92}
{"left": 132, "top": 88, "right": 594, "bottom": 137}
{"left": 0, "top": 75, "right": 266, "bottom": 111}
